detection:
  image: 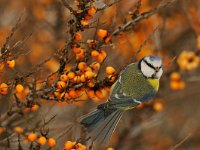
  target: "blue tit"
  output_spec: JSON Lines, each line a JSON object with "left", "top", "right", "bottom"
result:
{"left": 79, "top": 56, "right": 163, "bottom": 147}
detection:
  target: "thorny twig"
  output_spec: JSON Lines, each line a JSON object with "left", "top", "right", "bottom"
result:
{"left": 112, "top": 0, "right": 178, "bottom": 36}
{"left": 97, "top": 0, "right": 121, "bottom": 11}
{"left": 1, "top": 15, "right": 23, "bottom": 52}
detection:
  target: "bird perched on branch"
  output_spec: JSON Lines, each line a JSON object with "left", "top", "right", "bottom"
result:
{"left": 80, "top": 56, "right": 163, "bottom": 148}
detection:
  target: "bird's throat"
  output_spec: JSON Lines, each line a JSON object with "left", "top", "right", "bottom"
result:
{"left": 147, "top": 78, "right": 159, "bottom": 91}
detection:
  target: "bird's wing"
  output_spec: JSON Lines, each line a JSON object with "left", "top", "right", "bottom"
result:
{"left": 108, "top": 63, "right": 144, "bottom": 109}
{"left": 109, "top": 82, "right": 142, "bottom": 109}
{"left": 109, "top": 63, "right": 155, "bottom": 109}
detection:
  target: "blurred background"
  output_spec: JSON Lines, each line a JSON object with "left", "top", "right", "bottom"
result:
{"left": 0, "top": 0, "right": 200, "bottom": 150}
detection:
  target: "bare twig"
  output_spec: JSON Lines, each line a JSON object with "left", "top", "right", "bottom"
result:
{"left": 97, "top": 0, "right": 121, "bottom": 11}
{"left": 169, "top": 134, "right": 191, "bottom": 150}
{"left": 61, "top": 0, "right": 76, "bottom": 14}
{"left": 1, "top": 14, "right": 23, "bottom": 52}
{"left": 112, "top": 0, "right": 178, "bottom": 36}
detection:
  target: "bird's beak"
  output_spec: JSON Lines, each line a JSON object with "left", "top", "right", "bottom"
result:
{"left": 155, "top": 67, "right": 160, "bottom": 72}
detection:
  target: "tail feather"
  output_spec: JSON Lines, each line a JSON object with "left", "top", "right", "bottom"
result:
{"left": 91, "top": 110, "right": 123, "bottom": 146}
{"left": 79, "top": 109, "right": 105, "bottom": 132}
{"left": 79, "top": 108, "right": 124, "bottom": 148}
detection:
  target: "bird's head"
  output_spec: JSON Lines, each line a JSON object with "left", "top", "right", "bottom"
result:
{"left": 138, "top": 56, "right": 163, "bottom": 79}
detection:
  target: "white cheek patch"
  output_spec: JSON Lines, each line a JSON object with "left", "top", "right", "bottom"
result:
{"left": 141, "top": 61, "right": 154, "bottom": 78}
{"left": 156, "top": 69, "right": 163, "bottom": 78}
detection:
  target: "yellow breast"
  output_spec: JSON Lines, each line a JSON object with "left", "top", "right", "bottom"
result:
{"left": 147, "top": 78, "right": 159, "bottom": 91}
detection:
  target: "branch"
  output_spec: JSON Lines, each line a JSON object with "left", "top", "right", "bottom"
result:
{"left": 169, "top": 134, "right": 191, "bottom": 150}
{"left": 61, "top": 0, "right": 76, "bottom": 14}
{"left": 112, "top": 0, "right": 178, "bottom": 36}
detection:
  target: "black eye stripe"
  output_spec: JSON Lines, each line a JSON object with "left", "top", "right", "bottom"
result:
{"left": 143, "top": 60, "right": 155, "bottom": 69}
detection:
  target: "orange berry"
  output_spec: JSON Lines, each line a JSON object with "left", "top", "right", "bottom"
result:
{"left": 57, "top": 81, "right": 67, "bottom": 89}
{"left": 78, "top": 62, "right": 87, "bottom": 71}
{"left": 107, "top": 148, "right": 114, "bottom": 150}
{"left": 76, "top": 55, "right": 84, "bottom": 61}
{"left": 87, "top": 81, "right": 95, "bottom": 87}
{"left": 0, "top": 83, "right": 8, "bottom": 95}
{"left": 16, "top": 84, "right": 24, "bottom": 93}
{"left": 84, "top": 14, "right": 93, "bottom": 21}
{"left": 64, "top": 141, "right": 75, "bottom": 150}
{"left": 87, "top": 90, "right": 95, "bottom": 98}
{"left": 60, "top": 74, "right": 68, "bottom": 82}
{"left": 81, "top": 19, "right": 89, "bottom": 26}
{"left": 74, "top": 76, "right": 81, "bottom": 83}
{"left": 64, "top": 92, "right": 70, "bottom": 99}
{"left": 74, "top": 32, "right": 82, "bottom": 41}
{"left": 31, "top": 104, "right": 39, "bottom": 112}
{"left": 69, "top": 89, "right": 77, "bottom": 98}
{"left": 87, "top": 7, "right": 96, "bottom": 15}
{"left": 54, "top": 90, "right": 61, "bottom": 99}
{"left": 68, "top": 72, "right": 75, "bottom": 79}
{"left": 72, "top": 46, "right": 82, "bottom": 54}
{"left": 85, "top": 66, "right": 92, "bottom": 72}
{"left": 80, "top": 74, "right": 86, "bottom": 82}
{"left": 13, "top": 126, "right": 23, "bottom": 134}
{"left": 95, "top": 90, "right": 104, "bottom": 99}
{"left": 170, "top": 81, "right": 180, "bottom": 90}
{"left": 91, "top": 50, "right": 99, "bottom": 59}
{"left": 38, "top": 136, "right": 47, "bottom": 145}
{"left": 153, "top": 101, "right": 164, "bottom": 112}
{"left": 177, "top": 51, "right": 199, "bottom": 70}
{"left": 0, "top": 127, "right": 5, "bottom": 134}
{"left": 28, "top": 133, "right": 37, "bottom": 142}
{"left": 48, "top": 138, "right": 56, "bottom": 147}
{"left": 96, "top": 54, "right": 104, "bottom": 63}
{"left": 170, "top": 72, "right": 181, "bottom": 81}
{"left": 85, "top": 71, "right": 95, "bottom": 79}
{"left": 105, "top": 35, "right": 111, "bottom": 43}
{"left": 99, "top": 50, "right": 107, "bottom": 59}
{"left": 91, "top": 62, "right": 100, "bottom": 70}
{"left": 97, "top": 29, "right": 108, "bottom": 39}
{"left": 6, "top": 60, "right": 15, "bottom": 68}
{"left": 76, "top": 49, "right": 85, "bottom": 60}
{"left": 106, "top": 66, "right": 115, "bottom": 75}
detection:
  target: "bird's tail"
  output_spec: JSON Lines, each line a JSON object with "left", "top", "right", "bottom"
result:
{"left": 79, "top": 106, "right": 124, "bottom": 147}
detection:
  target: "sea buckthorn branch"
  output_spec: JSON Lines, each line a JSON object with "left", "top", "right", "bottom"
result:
{"left": 1, "top": 15, "right": 22, "bottom": 56}
{"left": 0, "top": 102, "right": 59, "bottom": 149}
{"left": 31, "top": 0, "right": 118, "bottom": 104}
{"left": 61, "top": 0, "right": 77, "bottom": 15}
{"left": 97, "top": 0, "right": 121, "bottom": 11}
{"left": 0, "top": 57, "right": 59, "bottom": 134}
{"left": 130, "top": 0, "right": 142, "bottom": 19}
{"left": 0, "top": 0, "right": 188, "bottom": 149}
{"left": 111, "top": 0, "right": 178, "bottom": 36}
